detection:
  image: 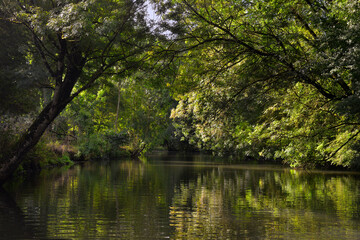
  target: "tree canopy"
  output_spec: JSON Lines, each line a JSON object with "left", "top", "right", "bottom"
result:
{"left": 0, "top": 0, "right": 157, "bottom": 184}
{"left": 160, "top": 0, "right": 360, "bottom": 168}
{"left": 1, "top": 0, "right": 360, "bottom": 185}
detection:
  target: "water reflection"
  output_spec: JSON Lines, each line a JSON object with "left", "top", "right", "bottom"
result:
{"left": 0, "top": 188, "right": 38, "bottom": 240}
{"left": 3, "top": 154, "right": 360, "bottom": 239}
{"left": 168, "top": 168, "right": 360, "bottom": 239}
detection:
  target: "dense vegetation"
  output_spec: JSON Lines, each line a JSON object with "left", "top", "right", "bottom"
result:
{"left": 161, "top": 0, "right": 360, "bottom": 168}
{"left": 1, "top": 0, "right": 360, "bottom": 184}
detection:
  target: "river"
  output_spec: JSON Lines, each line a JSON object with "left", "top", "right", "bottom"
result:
{"left": 1, "top": 152, "right": 360, "bottom": 239}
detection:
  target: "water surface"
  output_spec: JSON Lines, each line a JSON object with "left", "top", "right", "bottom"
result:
{"left": 2, "top": 152, "right": 360, "bottom": 239}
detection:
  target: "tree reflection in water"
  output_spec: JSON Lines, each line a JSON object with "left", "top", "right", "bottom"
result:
{"left": 0, "top": 187, "right": 43, "bottom": 239}
{"left": 2, "top": 155, "right": 360, "bottom": 239}
{"left": 169, "top": 167, "right": 360, "bottom": 239}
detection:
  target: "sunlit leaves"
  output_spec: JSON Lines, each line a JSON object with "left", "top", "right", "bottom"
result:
{"left": 166, "top": 0, "right": 360, "bottom": 168}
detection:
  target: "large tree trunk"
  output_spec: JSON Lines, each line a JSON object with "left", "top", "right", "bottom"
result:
{"left": 0, "top": 103, "right": 63, "bottom": 185}
{"left": 0, "top": 65, "right": 83, "bottom": 186}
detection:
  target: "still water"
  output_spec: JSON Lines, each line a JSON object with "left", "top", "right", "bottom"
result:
{"left": 2, "top": 152, "right": 360, "bottom": 239}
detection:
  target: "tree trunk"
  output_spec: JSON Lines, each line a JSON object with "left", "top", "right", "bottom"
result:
{"left": 115, "top": 81, "right": 121, "bottom": 133}
{"left": 0, "top": 65, "right": 83, "bottom": 186}
{"left": 0, "top": 104, "right": 61, "bottom": 185}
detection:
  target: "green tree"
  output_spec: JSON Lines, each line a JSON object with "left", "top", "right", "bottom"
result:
{"left": 114, "top": 72, "right": 175, "bottom": 156}
{"left": 160, "top": 0, "right": 360, "bottom": 168}
{"left": 0, "top": 0, "right": 155, "bottom": 185}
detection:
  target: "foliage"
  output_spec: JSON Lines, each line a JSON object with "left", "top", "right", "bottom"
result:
{"left": 61, "top": 70, "right": 175, "bottom": 158}
{"left": 0, "top": 116, "right": 72, "bottom": 175}
{"left": 0, "top": 19, "right": 41, "bottom": 114}
{"left": 77, "top": 133, "right": 111, "bottom": 160}
{"left": 3, "top": 0, "right": 360, "bottom": 174}
{"left": 14, "top": 138, "right": 59, "bottom": 175}
{"left": 114, "top": 73, "right": 175, "bottom": 155}
{"left": 162, "top": 0, "right": 360, "bottom": 168}
{"left": 0, "top": 0, "right": 160, "bottom": 184}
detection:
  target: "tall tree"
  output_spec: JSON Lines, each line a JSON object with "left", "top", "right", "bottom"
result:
{"left": 159, "top": 0, "right": 360, "bottom": 168}
{"left": 0, "top": 0, "right": 154, "bottom": 185}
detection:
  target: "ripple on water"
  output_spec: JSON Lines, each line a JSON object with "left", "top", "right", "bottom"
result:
{"left": 2, "top": 157, "right": 360, "bottom": 239}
